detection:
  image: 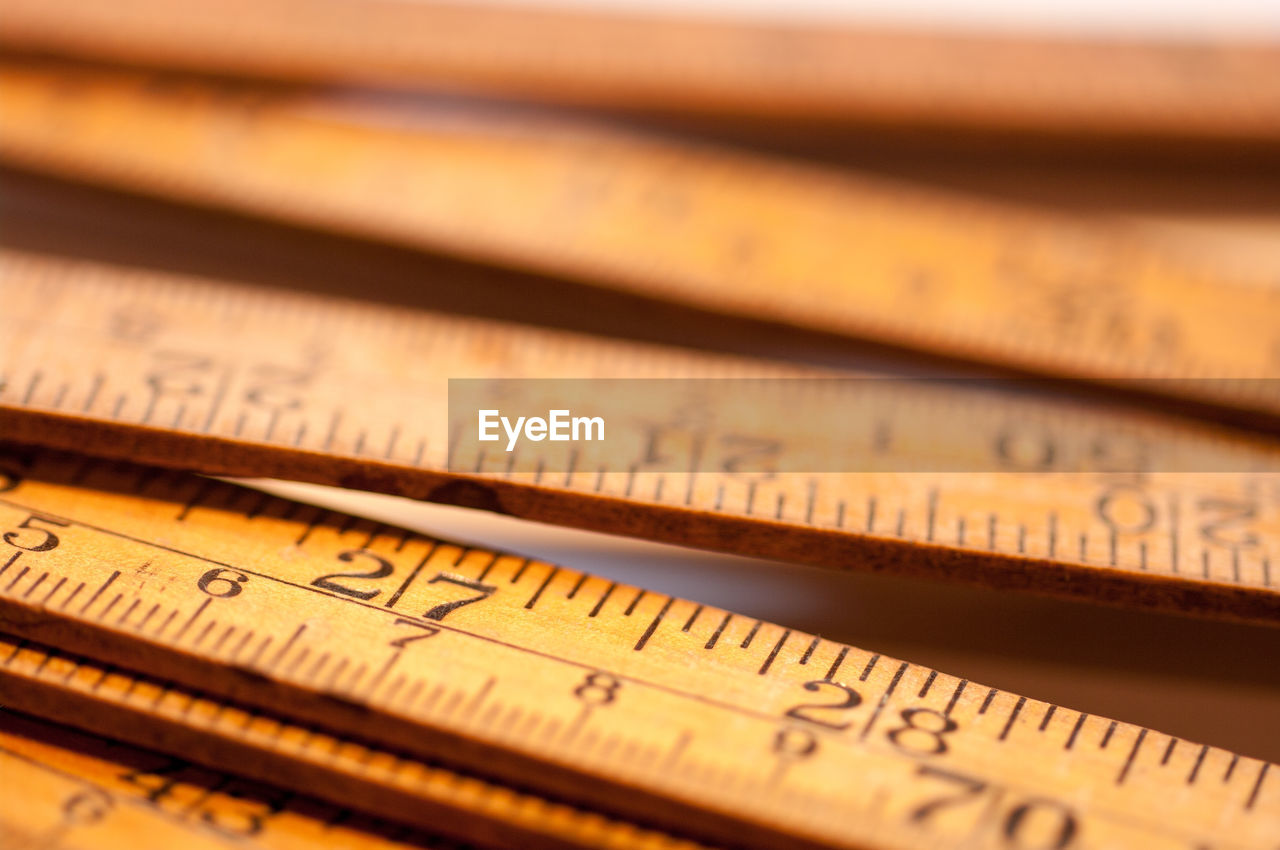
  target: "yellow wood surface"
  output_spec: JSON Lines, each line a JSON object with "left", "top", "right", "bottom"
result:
{"left": 0, "top": 449, "right": 1275, "bottom": 849}
{"left": 0, "top": 61, "right": 1278, "bottom": 424}
{"left": 2, "top": 0, "right": 1280, "bottom": 141}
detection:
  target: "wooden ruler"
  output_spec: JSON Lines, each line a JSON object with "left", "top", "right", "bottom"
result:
{"left": 1, "top": 60, "right": 1279, "bottom": 429}
{"left": 0, "top": 710, "right": 577, "bottom": 850}
{"left": 0, "top": 449, "right": 1275, "bottom": 849}
{"left": 2, "top": 0, "right": 1280, "bottom": 142}
{"left": 2, "top": 250, "right": 1279, "bottom": 623}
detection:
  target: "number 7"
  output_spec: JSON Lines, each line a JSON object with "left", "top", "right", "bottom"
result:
{"left": 423, "top": 573, "right": 497, "bottom": 621}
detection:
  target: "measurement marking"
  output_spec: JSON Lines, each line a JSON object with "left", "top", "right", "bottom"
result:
{"left": 917, "top": 670, "right": 938, "bottom": 697}
{"left": 858, "top": 662, "right": 908, "bottom": 740}
{"left": 588, "top": 582, "right": 616, "bottom": 618}
{"left": 1048, "top": 512, "right": 1058, "bottom": 558}
{"left": 1187, "top": 744, "right": 1210, "bottom": 784}
{"left": 804, "top": 480, "right": 816, "bottom": 524}
{"left": 295, "top": 508, "right": 330, "bottom": 546}
{"left": 268, "top": 624, "right": 307, "bottom": 669}
{"left": 524, "top": 567, "right": 559, "bottom": 609}
{"left": 1138, "top": 541, "right": 1148, "bottom": 571}
{"left": 758, "top": 630, "right": 790, "bottom": 674}
{"left": 944, "top": 680, "right": 968, "bottom": 716}
{"left": 384, "top": 426, "right": 400, "bottom": 460}
{"left": 1201, "top": 550, "right": 1211, "bottom": 579}
{"left": 1162, "top": 737, "right": 1179, "bottom": 765}
{"left": 1099, "top": 720, "right": 1118, "bottom": 749}
{"left": 634, "top": 597, "right": 674, "bottom": 651}
{"left": 39, "top": 575, "right": 67, "bottom": 605}
{"left": 230, "top": 629, "right": 257, "bottom": 662}
{"left": 739, "top": 620, "right": 762, "bottom": 648}
{"left": 3, "top": 564, "right": 30, "bottom": 592}
{"left": 987, "top": 514, "right": 997, "bottom": 549}
{"left": 925, "top": 489, "right": 937, "bottom": 542}
{"left": 20, "top": 370, "right": 42, "bottom": 405}
{"left": 77, "top": 570, "right": 119, "bottom": 615}
{"left": 956, "top": 516, "right": 966, "bottom": 546}
{"left": 474, "top": 551, "right": 501, "bottom": 582}
{"left": 384, "top": 547, "right": 435, "bottom": 606}
{"left": 1224, "top": 753, "right": 1239, "bottom": 782}
{"left": 81, "top": 372, "right": 104, "bottom": 412}
{"left": 59, "top": 581, "right": 84, "bottom": 610}
{"left": 835, "top": 499, "right": 846, "bottom": 528}
{"left": 322, "top": 410, "right": 343, "bottom": 451}
{"left": 798, "top": 636, "right": 820, "bottom": 665}
{"left": 1078, "top": 532, "right": 1088, "bottom": 562}
{"left": 1246, "top": 763, "right": 1270, "bottom": 810}
{"left": 151, "top": 608, "right": 179, "bottom": 639}
{"left": 998, "top": 697, "right": 1026, "bottom": 741}
{"left": 199, "top": 368, "right": 232, "bottom": 434}
{"left": 623, "top": 588, "right": 646, "bottom": 616}
{"left": 191, "top": 620, "right": 218, "bottom": 650}
{"left": 681, "top": 604, "right": 704, "bottom": 632}
{"left": 1065, "top": 713, "right": 1090, "bottom": 750}
{"left": 209, "top": 624, "right": 237, "bottom": 655}
{"left": 978, "top": 688, "right": 998, "bottom": 715}
{"left": 1038, "top": 705, "right": 1057, "bottom": 731}
{"left": 566, "top": 573, "right": 588, "bottom": 600}
{"left": 0, "top": 551, "right": 18, "bottom": 580}
{"left": 1017, "top": 525, "right": 1026, "bottom": 554}
{"left": 510, "top": 556, "right": 532, "bottom": 583}
{"left": 824, "top": 646, "right": 849, "bottom": 681}
{"left": 243, "top": 491, "right": 272, "bottom": 520}
{"left": 171, "top": 598, "right": 211, "bottom": 643}
{"left": 858, "top": 653, "right": 879, "bottom": 682}
{"left": 894, "top": 508, "right": 905, "bottom": 537}
{"left": 358, "top": 523, "right": 387, "bottom": 550}
{"left": 1168, "top": 494, "right": 1181, "bottom": 573}
{"left": 704, "top": 613, "right": 732, "bottom": 649}
{"left": 98, "top": 593, "right": 123, "bottom": 621}
{"left": 134, "top": 602, "right": 160, "bottom": 631}
{"left": 20, "top": 570, "right": 48, "bottom": 599}
{"left": 865, "top": 496, "right": 876, "bottom": 532}
{"left": 774, "top": 492, "right": 785, "bottom": 520}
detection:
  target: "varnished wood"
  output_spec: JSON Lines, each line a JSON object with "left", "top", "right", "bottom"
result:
{"left": 2, "top": 251, "right": 1278, "bottom": 622}
{"left": 0, "top": 451, "right": 1274, "bottom": 849}
{"left": 0, "top": 60, "right": 1277, "bottom": 423}
{"left": 2, "top": 0, "right": 1280, "bottom": 143}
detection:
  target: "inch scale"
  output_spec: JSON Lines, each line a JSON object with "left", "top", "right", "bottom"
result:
{"left": 0, "top": 448, "right": 1275, "bottom": 850}
{"left": 2, "top": 251, "right": 1278, "bottom": 623}
{"left": 0, "top": 60, "right": 1278, "bottom": 430}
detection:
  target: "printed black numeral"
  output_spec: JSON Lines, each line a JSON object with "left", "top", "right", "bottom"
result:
{"left": 3, "top": 514, "right": 69, "bottom": 551}
{"left": 887, "top": 707, "right": 957, "bottom": 755}
{"left": 784, "top": 680, "right": 863, "bottom": 730}
{"left": 311, "top": 550, "right": 394, "bottom": 600}
{"left": 197, "top": 568, "right": 249, "bottom": 598}
{"left": 422, "top": 573, "right": 497, "bottom": 621}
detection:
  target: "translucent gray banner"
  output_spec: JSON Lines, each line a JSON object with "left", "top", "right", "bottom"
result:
{"left": 447, "top": 378, "right": 1280, "bottom": 474}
